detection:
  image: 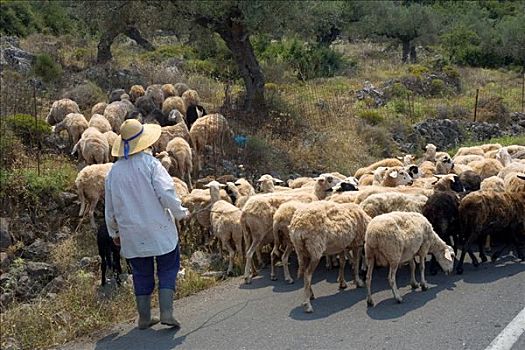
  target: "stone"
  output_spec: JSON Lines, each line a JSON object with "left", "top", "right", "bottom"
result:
{"left": 0, "top": 217, "right": 13, "bottom": 252}
{"left": 43, "top": 275, "right": 65, "bottom": 294}
{"left": 356, "top": 81, "right": 386, "bottom": 107}
{"left": 25, "top": 261, "right": 57, "bottom": 283}
{"left": 79, "top": 256, "right": 92, "bottom": 268}
{"left": 1, "top": 337, "right": 21, "bottom": 350}
{"left": 0, "top": 36, "right": 34, "bottom": 74}
{"left": 190, "top": 251, "right": 212, "bottom": 272}
{"left": 58, "top": 192, "right": 78, "bottom": 208}
{"left": 0, "top": 252, "right": 11, "bottom": 270}
{"left": 0, "top": 292, "right": 15, "bottom": 311}
{"left": 21, "top": 238, "right": 52, "bottom": 261}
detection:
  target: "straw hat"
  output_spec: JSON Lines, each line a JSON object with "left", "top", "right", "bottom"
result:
{"left": 112, "top": 119, "right": 161, "bottom": 158}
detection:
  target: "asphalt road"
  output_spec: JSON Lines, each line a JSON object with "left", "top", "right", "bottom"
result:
{"left": 61, "top": 255, "right": 525, "bottom": 350}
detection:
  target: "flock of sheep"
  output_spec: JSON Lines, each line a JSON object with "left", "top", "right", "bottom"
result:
{"left": 45, "top": 83, "right": 525, "bottom": 313}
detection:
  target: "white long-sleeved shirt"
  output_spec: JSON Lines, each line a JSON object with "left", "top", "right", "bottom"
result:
{"left": 105, "top": 152, "right": 189, "bottom": 259}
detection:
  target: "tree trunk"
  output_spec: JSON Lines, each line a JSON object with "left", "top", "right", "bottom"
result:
{"left": 402, "top": 39, "right": 410, "bottom": 64}
{"left": 97, "top": 29, "right": 119, "bottom": 64}
{"left": 215, "top": 15, "right": 266, "bottom": 112}
{"left": 410, "top": 44, "right": 417, "bottom": 63}
{"left": 97, "top": 26, "right": 154, "bottom": 64}
{"left": 124, "top": 26, "right": 155, "bottom": 51}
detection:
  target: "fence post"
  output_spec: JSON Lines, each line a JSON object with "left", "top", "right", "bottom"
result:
{"left": 521, "top": 72, "right": 524, "bottom": 113}
{"left": 473, "top": 88, "right": 479, "bottom": 122}
{"left": 32, "top": 81, "right": 40, "bottom": 176}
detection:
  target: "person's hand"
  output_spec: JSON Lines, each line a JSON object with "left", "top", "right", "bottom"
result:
{"left": 113, "top": 237, "right": 121, "bottom": 246}
{"left": 185, "top": 211, "right": 192, "bottom": 220}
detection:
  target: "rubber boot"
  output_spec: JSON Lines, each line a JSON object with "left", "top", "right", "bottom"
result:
{"left": 135, "top": 295, "right": 160, "bottom": 329}
{"left": 159, "top": 289, "right": 181, "bottom": 328}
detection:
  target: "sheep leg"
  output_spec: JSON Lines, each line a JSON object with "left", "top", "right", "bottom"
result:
{"left": 224, "top": 239, "right": 235, "bottom": 276}
{"left": 270, "top": 242, "right": 278, "bottom": 281}
{"left": 244, "top": 238, "right": 262, "bottom": 284}
{"left": 366, "top": 257, "right": 375, "bottom": 307}
{"left": 186, "top": 171, "right": 193, "bottom": 191}
{"left": 88, "top": 198, "right": 99, "bottom": 231}
{"left": 418, "top": 253, "right": 428, "bottom": 291}
{"left": 234, "top": 236, "right": 244, "bottom": 269}
{"left": 302, "top": 257, "right": 320, "bottom": 313}
{"left": 256, "top": 247, "right": 265, "bottom": 269}
{"left": 324, "top": 254, "right": 332, "bottom": 270}
{"left": 78, "top": 189, "right": 86, "bottom": 217}
{"left": 388, "top": 264, "right": 402, "bottom": 303}
{"left": 478, "top": 237, "right": 488, "bottom": 263}
{"left": 282, "top": 243, "right": 294, "bottom": 284}
{"left": 352, "top": 246, "right": 364, "bottom": 288}
{"left": 337, "top": 253, "right": 347, "bottom": 290}
{"left": 409, "top": 259, "right": 420, "bottom": 289}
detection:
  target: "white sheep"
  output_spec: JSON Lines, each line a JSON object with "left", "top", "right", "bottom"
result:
{"left": 46, "top": 98, "right": 81, "bottom": 126}
{"left": 166, "top": 137, "right": 193, "bottom": 190}
{"left": 153, "top": 111, "right": 190, "bottom": 153}
{"left": 91, "top": 102, "right": 108, "bottom": 116}
{"left": 480, "top": 176, "right": 505, "bottom": 192}
{"left": 381, "top": 167, "right": 413, "bottom": 187}
{"left": 495, "top": 147, "right": 512, "bottom": 167}
{"left": 72, "top": 127, "right": 110, "bottom": 165}
{"left": 453, "top": 155, "right": 484, "bottom": 165}
{"left": 354, "top": 158, "right": 403, "bottom": 179}
{"left": 359, "top": 192, "right": 427, "bottom": 218}
{"left": 365, "top": 211, "right": 455, "bottom": 306}
{"left": 423, "top": 144, "right": 450, "bottom": 162}
{"left": 172, "top": 176, "right": 189, "bottom": 198}
{"left": 497, "top": 162, "right": 525, "bottom": 180}
{"left": 454, "top": 146, "right": 485, "bottom": 158}
{"left": 468, "top": 158, "right": 503, "bottom": 180}
{"left": 256, "top": 174, "right": 289, "bottom": 193}
{"left": 104, "top": 101, "right": 128, "bottom": 133}
{"left": 290, "top": 201, "right": 370, "bottom": 313}
{"left": 88, "top": 113, "right": 112, "bottom": 133}
{"left": 504, "top": 172, "right": 525, "bottom": 192}
{"left": 242, "top": 174, "right": 340, "bottom": 284}
{"left": 189, "top": 114, "right": 233, "bottom": 173}
{"left": 53, "top": 113, "right": 88, "bottom": 150}
{"left": 225, "top": 179, "right": 255, "bottom": 208}
{"left": 75, "top": 163, "right": 113, "bottom": 229}
{"left": 480, "top": 143, "right": 502, "bottom": 153}
{"left": 205, "top": 181, "right": 244, "bottom": 275}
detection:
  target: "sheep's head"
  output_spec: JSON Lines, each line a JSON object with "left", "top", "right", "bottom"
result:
{"left": 424, "top": 144, "right": 437, "bottom": 160}
{"left": 385, "top": 168, "right": 413, "bottom": 186}
{"left": 204, "top": 180, "right": 226, "bottom": 190}
{"left": 315, "top": 173, "right": 342, "bottom": 192}
{"left": 405, "top": 165, "right": 420, "bottom": 180}
{"left": 168, "top": 109, "right": 184, "bottom": 124}
{"left": 496, "top": 147, "right": 512, "bottom": 167}
{"left": 399, "top": 154, "right": 416, "bottom": 165}
{"left": 434, "top": 244, "right": 455, "bottom": 274}
{"left": 433, "top": 174, "right": 465, "bottom": 193}
{"left": 256, "top": 174, "right": 283, "bottom": 192}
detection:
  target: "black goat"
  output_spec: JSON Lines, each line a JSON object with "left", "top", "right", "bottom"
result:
{"left": 185, "top": 104, "right": 206, "bottom": 130}
{"left": 97, "top": 220, "right": 124, "bottom": 286}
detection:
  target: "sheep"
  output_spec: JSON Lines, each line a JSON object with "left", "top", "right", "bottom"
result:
{"left": 161, "top": 84, "right": 177, "bottom": 98}
{"left": 174, "top": 82, "right": 189, "bottom": 97}
{"left": 166, "top": 137, "right": 193, "bottom": 190}
{"left": 435, "top": 154, "right": 453, "bottom": 175}
{"left": 109, "top": 89, "right": 126, "bottom": 103}
{"left": 399, "top": 154, "right": 416, "bottom": 166}
{"left": 422, "top": 191, "right": 461, "bottom": 275}
{"left": 152, "top": 112, "right": 190, "bottom": 153}
{"left": 453, "top": 155, "right": 484, "bottom": 165}
{"left": 172, "top": 176, "right": 189, "bottom": 198}
{"left": 156, "top": 151, "right": 174, "bottom": 174}
{"left": 143, "top": 107, "right": 178, "bottom": 127}
{"left": 330, "top": 185, "right": 433, "bottom": 206}
{"left": 423, "top": 144, "right": 450, "bottom": 162}
{"left": 72, "top": 127, "right": 110, "bottom": 165}
{"left": 495, "top": 147, "right": 512, "bottom": 167}
{"left": 419, "top": 161, "right": 436, "bottom": 177}
{"left": 358, "top": 173, "right": 374, "bottom": 186}
{"left": 480, "top": 143, "right": 502, "bottom": 153}
{"left": 182, "top": 89, "right": 200, "bottom": 108}
{"left": 162, "top": 96, "right": 186, "bottom": 116}
{"left": 205, "top": 181, "right": 243, "bottom": 275}
{"left": 97, "top": 219, "right": 123, "bottom": 286}
{"left": 256, "top": 174, "right": 289, "bottom": 193}
{"left": 134, "top": 95, "right": 157, "bottom": 116}
{"left": 454, "top": 146, "right": 485, "bottom": 158}
{"left": 224, "top": 178, "right": 256, "bottom": 208}
{"left": 432, "top": 174, "right": 465, "bottom": 193}
{"left": 91, "top": 102, "right": 108, "bottom": 116}
{"left": 287, "top": 177, "right": 315, "bottom": 189}
{"left": 145, "top": 84, "right": 165, "bottom": 109}
{"left": 506, "top": 145, "right": 525, "bottom": 158}
{"left": 103, "top": 131, "right": 118, "bottom": 154}
{"left": 75, "top": 163, "right": 113, "bottom": 229}
{"left": 498, "top": 162, "right": 525, "bottom": 180}
{"left": 290, "top": 201, "right": 370, "bottom": 313}
{"left": 129, "top": 85, "right": 145, "bottom": 103}
{"left": 53, "top": 113, "right": 88, "bottom": 149}
{"left": 189, "top": 114, "right": 232, "bottom": 173}
{"left": 359, "top": 192, "right": 427, "bottom": 218}
{"left": 451, "top": 163, "right": 473, "bottom": 175}
{"left": 480, "top": 176, "right": 505, "bottom": 192}
{"left": 458, "top": 170, "right": 481, "bottom": 192}
{"left": 242, "top": 174, "right": 340, "bottom": 284}
{"left": 468, "top": 158, "right": 503, "bottom": 180}
{"left": 354, "top": 158, "right": 403, "bottom": 179}
{"left": 381, "top": 167, "right": 413, "bottom": 187}
{"left": 46, "top": 98, "right": 81, "bottom": 126}
{"left": 185, "top": 104, "right": 207, "bottom": 130}
{"left": 104, "top": 101, "right": 128, "bottom": 133}
{"left": 456, "top": 188, "right": 525, "bottom": 274}
{"left": 371, "top": 166, "right": 389, "bottom": 185}
{"left": 365, "top": 212, "right": 455, "bottom": 306}
{"left": 88, "top": 114, "right": 112, "bottom": 133}
{"left": 504, "top": 173, "right": 525, "bottom": 192}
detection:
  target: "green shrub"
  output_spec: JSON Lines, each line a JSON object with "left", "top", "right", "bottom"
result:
{"left": 6, "top": 114, "right": 51, "bottom": 144}
{"left": 0, "top": 124, "right": 23, "bottom": 170}
{"left": 407, "top": 64, "right": 429, "bottom": 77}
{"left": 389, "top": 82, "right": 409, "bottom": 98}
{"left": 443, "top": 65, "right": 460, "bottom": 80}
{"left": 429, "top": 79, "right": 446, "bottom": 96}
{"left": 139, "top": 45, "right": 196, "bottom": 64}
{"left": 62, "top": 81, "right": 105, "bottom": 111}
{"left": 358, "top": 110, "right": 384, "bottom": 125}
{"left": 358, "top": 124, "right": 396, "bottom": 158}
{"left": 33, "top": 54, "right": 63, "bottom": 83}
{"left": 184, "top": 59, "right": 216, "bottom": 76}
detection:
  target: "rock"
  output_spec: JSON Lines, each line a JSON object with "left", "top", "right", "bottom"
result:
{"left": 0, "top": 217, "right": 13, "bottom": 252}
{"left": 0, "top": 36, "right": 35, "bottom": 74}
{"left": 0, "top": 292, "right": 15, "bottom": 311}
{"left": 190, "top": 251, "right": 212, "bottom": 272}
{"left": 49, "top": 225, "right": 72, "bottom": 243}
{"left": 43, "top": 276, "right": 65, "bottom": 294}
{"left": 58, "top": 191, "right": 78, "bottom": 208}
{"left": 356, "top": 81, "right": 386, "bottom": 107}
{"left": 79, "top": 256, "right": 92, "bottom": 268}
{"left": 109, "top": 88, "right": 126, "bottom": 103}
{"left": 463, "top": 121, "right": 503, "bottom": 141}
{"left": 84, "top": 64, "right": 145, "bottom": 92}
{"left": 25, "top": 261, "right": 57, "bottom": 282}
{"left": 398, "top": 118, "right": 464, "bottom": 153}
{"left": 201, "top": 271, "right": 226, "bottom": 278}
{"left": 0, "top": 252, "right": 11, "bottom": 270}
{"left": 1, "top": 337, "right": 21, "bottom": 350}
{"left": 21, "top": 239, "right": 53, "bottom": 261}
{"left": 0, "top": 272, "right": 13, "bottom": 288}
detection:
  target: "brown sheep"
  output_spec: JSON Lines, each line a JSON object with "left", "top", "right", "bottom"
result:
{"left": 354, "top": 158, "right": 403, "bottom": 179}
{"left": 162, "top": 96, "right": 186, "bottom": 116}
{"left": 129, "top": 85, "right": 145, "bottom": 103}
{"left": 46, "top": 98, "right": 81, "bottom": 126}
{"left": 75, "top": 163, "right": 113, "bottom": 229}
{"left": 166, "top": 137, "right": 193, "bottom": 190}
{"left": 91, "top": 102, "right": 108, "bottom": 116}
{"left": 53, "top": 113, "right": 88, "bottom": 150}
{"left": 182, "top": 89, "right": 200, "bottom": 107}
{"left": 161, "top": 84, "right": 177, "bottom": 98}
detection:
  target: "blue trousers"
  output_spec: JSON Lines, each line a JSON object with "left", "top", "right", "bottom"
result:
{"left": 128, "top": 245, "right": 180, "bottom": 296}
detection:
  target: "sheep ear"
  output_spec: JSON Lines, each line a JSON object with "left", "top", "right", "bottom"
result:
{"left": 444, "top": 248, "right": 453, "bottom": 262}
{"left": 397, "top": 156, "right": 403, "bottom": 160}
{"left": 389, "top": 171, "right": 398, "bottom": 179}
{"left": 219, "top": 184, "right": 226, "bottom": 188}
{"left": 518, "top": 175, "right": 525, "bottom": 181}
{"left": 273, "top": 178, "right": 284, "bottom": 183}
